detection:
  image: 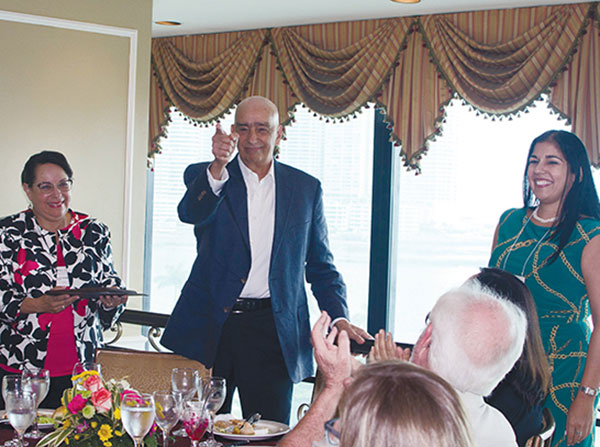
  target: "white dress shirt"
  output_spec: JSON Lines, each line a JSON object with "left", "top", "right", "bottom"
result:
{"left": 207, "top": 158, "right": 275, "bottom": 298}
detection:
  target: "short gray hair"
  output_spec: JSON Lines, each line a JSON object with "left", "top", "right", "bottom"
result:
{"left": 428, "top": 282, "right": 527, "bottom": 396}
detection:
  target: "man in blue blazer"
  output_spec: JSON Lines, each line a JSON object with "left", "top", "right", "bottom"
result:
{"left": 161, "top": 96, "right": 368, "bottom": 424}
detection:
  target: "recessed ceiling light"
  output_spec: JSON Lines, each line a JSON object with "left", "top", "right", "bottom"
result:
{"left": 155, "top": 21, "right": 182, "bottom": 26}
{"left": 390, "top": 0, "right": 420, "bottom": 3}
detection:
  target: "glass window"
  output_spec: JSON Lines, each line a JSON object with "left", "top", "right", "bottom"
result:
{"left": 148, "top": 111, "right": 229, "bottom": 314}
{"left": 390, "top": 96, "right": 573, "bottom": 342}
{"left": 278, "top": 106, "right": 374, "bottom": 329}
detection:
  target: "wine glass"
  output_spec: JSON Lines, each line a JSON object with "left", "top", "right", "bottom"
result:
{"left": 121, "top": 393, "right": 155, "bottom": 447}
{"left": 5, "top": 391, "right": 35, "bottom": 447}
{"left": 72, "top": 361, "right": 102, "bottom": 377}
{"left": 171, "top": 368, "right": 198, "bottom": 437}
{"left": 181, "top": 400, "right": 210, "bottom": 447}
{"left": 21, "top": 369, "right": 49, "bottom": 439}
{"left": 153, "top": 391, "right": 181, "bottom": 447}
{"left": 199, "top": 377, "right": 226, "bottom": 447}
{"left": 2, "top": 376, "right": 25, "bottom": 447}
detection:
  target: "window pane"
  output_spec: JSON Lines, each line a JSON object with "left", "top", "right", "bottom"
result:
{"left": 278, "top": 106, "right": 374, "bottom": 329}
{"left": 391, "top": 97, "right": 572, "bottom": 342}
{"left": 149, "top": 111, "right": 234, "bottom": 314}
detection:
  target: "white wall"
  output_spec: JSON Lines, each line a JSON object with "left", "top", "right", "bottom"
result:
{"left": 0, "top": 0, "right": 152, "bottom": 291}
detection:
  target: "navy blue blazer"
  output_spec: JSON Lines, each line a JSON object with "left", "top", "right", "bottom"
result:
{"left": 160, "top": 157, "right": 349, "bottom": 383}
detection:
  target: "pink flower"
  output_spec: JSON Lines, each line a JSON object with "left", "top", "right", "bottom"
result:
{"left": 82, "top": 374, "right": 103, "bottom": 392}
{"left": 91, "top": 388, "right": 112, "bottom": 413}
{"left": 67, "top": 395, "right": 88, "bottom": 414}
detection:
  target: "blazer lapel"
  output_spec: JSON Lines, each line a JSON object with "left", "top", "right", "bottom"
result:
{"left": 224, "top": 158, "right": 250, "bottom": 250}
{"left": 271, "top": 161, "right": 293, "bottom": 261}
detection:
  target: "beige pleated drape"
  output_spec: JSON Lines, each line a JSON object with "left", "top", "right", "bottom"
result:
{"left": 149, "top": 2, "right": 600, "bottom": 171}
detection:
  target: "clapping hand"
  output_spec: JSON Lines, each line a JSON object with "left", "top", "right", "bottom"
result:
{"left": 368, "top": 329, "right": 411, "bottom": 363}
{"left": 312, "top": 311, "right": 352, "bottom": 390}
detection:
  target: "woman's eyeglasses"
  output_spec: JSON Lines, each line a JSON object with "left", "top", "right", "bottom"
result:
{"left": 324, "top": 418, "right": 341, "bottom": 446}
{"left": 35, "top": 179, "right": 73, "bottom": 194}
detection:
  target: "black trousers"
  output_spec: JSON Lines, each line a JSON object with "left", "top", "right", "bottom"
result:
{"left": 213, "top": 308, "right": 293, "bottom": 424}
{"left": 0, "top": 368, "right": 70, "bottom": 410}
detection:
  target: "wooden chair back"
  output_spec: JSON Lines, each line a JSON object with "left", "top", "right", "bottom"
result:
{"left": 95, "top": 347, "right": 210, "bottom": 394}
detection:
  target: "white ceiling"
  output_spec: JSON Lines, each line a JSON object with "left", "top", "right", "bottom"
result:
{"left": 152, "top": 0, "right": 593, "bottom": 37}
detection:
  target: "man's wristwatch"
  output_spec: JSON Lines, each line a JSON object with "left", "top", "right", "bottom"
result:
{"left": 579, "top": 385, "right": 599, "bottom": 397}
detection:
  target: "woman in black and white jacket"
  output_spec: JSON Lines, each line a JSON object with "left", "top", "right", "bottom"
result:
{"left": 0, "top": 151, "right": 127, "bottom": 408}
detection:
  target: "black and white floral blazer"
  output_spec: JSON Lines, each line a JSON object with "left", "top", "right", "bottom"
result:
{"left": 0, "top": 209, "right": 125, "bottom": 370}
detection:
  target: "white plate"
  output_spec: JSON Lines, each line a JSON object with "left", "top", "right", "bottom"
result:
{"left": 214, "top": 419, "right": 290, "bottom": 441}
{"left": 0, "top": 408, "right": 55, "bottom": 428}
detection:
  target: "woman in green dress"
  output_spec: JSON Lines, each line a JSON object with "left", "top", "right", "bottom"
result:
{"left": 489, "top": 130, "right": 600, "bottom": 446}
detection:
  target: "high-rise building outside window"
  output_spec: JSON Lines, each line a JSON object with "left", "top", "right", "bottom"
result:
{"left": 390, "top": 96, "right": 578, "bottom": 342}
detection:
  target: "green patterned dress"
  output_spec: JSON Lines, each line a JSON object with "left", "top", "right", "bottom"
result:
{"left": 489, "top": 208, "right": 600, "bottom": 446}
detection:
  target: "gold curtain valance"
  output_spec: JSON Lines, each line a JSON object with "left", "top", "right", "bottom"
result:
{"left": 422, "top": 4, "right": 590, "bottom": 113}
{"left": 151, "top": 30, "right": 267, "bottom": 122}
{"left": 149, "top": 2, "right": 600, "bottom": 171}
{"left": 270, "top": 18, "right": 412, "bottom": 117}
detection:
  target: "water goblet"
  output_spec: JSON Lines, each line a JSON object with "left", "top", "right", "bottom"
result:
{"left": 181, "top": 400, "right": 210, "bottom": 447}
{"left": 1, "top": 376, "right": 25, "bottom": 447}
{"left": 199, "top": 377, "right": 226, "bottom": 447}
{"left": 153, "top": 391, "right": 181, "bottom": 447}
{"left": 5, "top": 391, "right": 35, "bottom": 447}
{"left": 21, "top": 369, "right": 49, "bottom": 439}
{"left": 72, "top": 361, "right": 102, "bottom": 377}
{"left": 121, "top": 393, "right": 155, "bottom": 447}
{"left": 171, "top": 368, "right": 198, "bottom": 437}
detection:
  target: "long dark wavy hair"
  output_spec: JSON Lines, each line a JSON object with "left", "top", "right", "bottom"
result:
{"left": 523, "top": 130, "right": 600, "bottom": 262}
{"left": 476, "top": 268, "right": 550, "bottom": 407}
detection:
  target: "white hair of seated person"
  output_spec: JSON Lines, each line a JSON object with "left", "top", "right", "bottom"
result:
{"left": 332, "top": 361, "right": 473, "bottom": 447}
{"left": 425, "top": 282, "right": 527, "bottom": 396}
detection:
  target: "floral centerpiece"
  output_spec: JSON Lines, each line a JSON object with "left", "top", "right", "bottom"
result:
{"left": 38, "top": 371, "right": 158, "bottom": 447}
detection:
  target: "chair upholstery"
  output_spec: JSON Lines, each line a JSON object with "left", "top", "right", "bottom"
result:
{"left": 525, "top": 408, "right": 555, "bottom": 447}
{"left": 95, "top": 347, "right": 210, "bottom": 394}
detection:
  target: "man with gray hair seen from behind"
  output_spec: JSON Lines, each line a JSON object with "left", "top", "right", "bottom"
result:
{"left": 409, "top": 282, "right": 527, "bottom": 447}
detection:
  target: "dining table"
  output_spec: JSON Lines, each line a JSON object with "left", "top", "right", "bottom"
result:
{"left": 0, "top": 424, "right": 281, "bottom": 446}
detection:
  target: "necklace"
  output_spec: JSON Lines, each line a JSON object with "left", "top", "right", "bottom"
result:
{"left": 501, "top": 212, "right": 552, "bottom": 281}
{"left": 532, "top": 207, "right": 557, "bottom": 224}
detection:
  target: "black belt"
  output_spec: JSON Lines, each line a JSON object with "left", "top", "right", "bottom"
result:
{"left": 231, "top": 297, "right": 271, "bottom": 314}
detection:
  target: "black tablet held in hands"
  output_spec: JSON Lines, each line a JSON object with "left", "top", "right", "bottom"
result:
{"left": 46, "top": 287, "right": 145, "bottom": 297}
{"left": 349, "top": 339, "right": 413, "bottom": 355}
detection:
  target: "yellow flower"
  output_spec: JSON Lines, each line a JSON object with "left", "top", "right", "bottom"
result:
{"left": 97, "top": 424, "right": 113, "bottom": 443}
{"left": 155, "top": 402, "right": 164, "bottom": 419}
{"left": 114, "top": 430, "right": 123, "bottom": 437}
{"left": 113, "top": 407, "right": 121, "bottom": 420}
{"left": 74, "top": 435, "right": 80, "bottom": 441}
{"left": 65, "top": 438, "right": 69, "bottom": 445}
{"left": 104, "top": 443, "right": 112, "bottom": 447}
{"left": 91, "top": 421, "right": 98, "bottom": 429}
{"left": 63, "top": 419, "right": 71, "bottom": 428}
{"left": 71, "top": 370, "right": 100, "bottom": 382}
